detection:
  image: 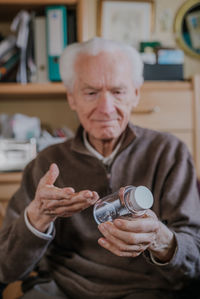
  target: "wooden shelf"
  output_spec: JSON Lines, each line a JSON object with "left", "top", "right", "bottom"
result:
{"left": 0, "top": 171, "right": 22, "bottom": 183}
{"left": 0, "top": 82, "right": 66, "bottom": 97}
{"left": 141, "top": 80, "right": 192, "bottom": 91}
{"left": 0, "top": 80, "right": 192, "bottom": 97}
{"left": 0, "top": 0, "right": 78, "bottom": 16}
{"left": 0, "top": 0, "right": 77, "bottom": 4}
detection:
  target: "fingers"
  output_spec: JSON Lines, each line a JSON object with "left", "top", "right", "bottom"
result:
{"left": 39, "top": 185, "right": 75, "bottom": 201}
{"left": 35, "top": 163, "right": 100, "bottom": 220}
{"left": 42, "top": 189, "right": 98, "bottom": 206}
{"left": 42, "top": 190, "right": 98, "bottom": 209}
{"left": 113, "top": 216, "right": 159, "bottom": 233}
{"left": 44, "top": 201, "right": 94, "bottom": 217}
{"left": 29, "top": 163, "right": 99, "bottom": 230}
{"left": 98, "top": 215, "right": 159, "bottom": 257}
{"left": 39, "top": 163, "right": 60, "bottom": 186}
{"left": 41, "top": 189, "right": 99, "bottom": 217}
{"left": 98, "top": 222, "right": 150, "bottom": 257}
{"left": 70, "top": 190, "right": 98, "bottom": 204}
{"left": 98, "top": 222, "right": 154, "bottom": 245}
{"left": 98, "top": 237, "right": 148, "bottom": 257}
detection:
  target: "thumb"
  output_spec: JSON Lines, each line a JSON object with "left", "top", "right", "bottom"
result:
{"left": 40, "top": 163, "right": 59, "bottom": 186}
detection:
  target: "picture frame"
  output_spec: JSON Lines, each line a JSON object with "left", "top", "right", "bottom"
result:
{"left": 186, "top": 10, "right": 200, "bottom": 50}
{"left": 97, "top": 0, "right": 154, "bottom": 49}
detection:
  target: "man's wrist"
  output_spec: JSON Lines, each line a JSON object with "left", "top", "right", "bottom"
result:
{"left": 24, "top": 208, "right": 54, "bottom": 240}
{"left": 26, "top": 203, "right": 53, "bottom": 233}
{"left": 149, "top": 222, "right": 177, "bottom": 263}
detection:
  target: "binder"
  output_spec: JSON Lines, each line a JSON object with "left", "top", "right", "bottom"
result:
{"left": 45, "top": 6, "right": 67, "bottom": 81}
{"left": 0, "top": 52, "right": 20, "bottom": 80}
{"left": 33, "top": 16, "right": 48, "bottom": 82}
{"left": 67, "top": 9, "right": 77, "bottom": 44}
{"left": 11, "top": 10, "right": 31, "bottom": 83}
{"left": 0, "top": 35, "right": 16, "bottom": 60}
{"left": 0, "top": 48, "right": 18, "bottom": 67}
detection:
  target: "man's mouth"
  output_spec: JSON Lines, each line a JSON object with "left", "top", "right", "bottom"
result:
{"left": 93, "top": 119, "right": 118, "bottom": 122}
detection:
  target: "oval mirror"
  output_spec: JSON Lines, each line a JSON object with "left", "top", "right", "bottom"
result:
{"left": 174, "top": 0, "right": 200, "bottom": 60}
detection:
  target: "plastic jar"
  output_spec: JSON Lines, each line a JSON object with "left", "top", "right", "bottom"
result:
{"left": 93, "top": 185, "right": 154, "bottom": 224}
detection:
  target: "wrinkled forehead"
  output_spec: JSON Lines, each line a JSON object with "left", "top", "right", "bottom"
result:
{"left": 74, "top": 51, "right": 132, "bottom": 80}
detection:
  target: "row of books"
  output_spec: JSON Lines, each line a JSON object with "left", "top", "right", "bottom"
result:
{"left": 0, "top": 5, "right": 77, "bottom": 83}
{"left": 0, "top": 36, "right": 20, "bottom": 82}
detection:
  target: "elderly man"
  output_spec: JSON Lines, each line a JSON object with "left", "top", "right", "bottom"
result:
{"left": 0, "top": 37, "right": 200, "bottom": 299}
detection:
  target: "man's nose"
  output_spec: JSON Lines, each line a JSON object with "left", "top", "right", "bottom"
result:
{"left": 97, "top": 92, "right": 116, "bottom": 114}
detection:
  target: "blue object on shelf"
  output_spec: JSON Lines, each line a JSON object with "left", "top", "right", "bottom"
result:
{"left": 46, "top": 6, "right": 67, "bottom": 81}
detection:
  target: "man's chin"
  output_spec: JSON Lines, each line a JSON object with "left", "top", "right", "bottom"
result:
{"left": 92, "top": 128, "right": 121, "bottom": 141}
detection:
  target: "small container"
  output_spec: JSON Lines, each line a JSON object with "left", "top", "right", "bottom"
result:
{"left": 93, "top": 185, "right": 154, "bottom": 224}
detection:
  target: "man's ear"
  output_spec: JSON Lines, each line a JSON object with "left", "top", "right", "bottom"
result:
{"left": 66, "top": 92, "right": 76, "bottom": 111}
{"left": 132, "top": 88, "right": 140, "bottom": 108}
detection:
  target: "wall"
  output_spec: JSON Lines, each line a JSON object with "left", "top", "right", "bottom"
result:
{"left": 85, "top": 0, "right": 200, "bottom": 79}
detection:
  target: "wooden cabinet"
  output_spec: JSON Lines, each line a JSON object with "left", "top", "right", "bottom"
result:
{"left": 132, "top": 76, "right": 200, "bottom": 179}
{"left": 0, "top": 172, "right": 22, "bottom": 227}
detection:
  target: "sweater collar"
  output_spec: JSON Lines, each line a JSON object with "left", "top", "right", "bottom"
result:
{"left": 71, "top": 123, "right": 137, "bottom": 159}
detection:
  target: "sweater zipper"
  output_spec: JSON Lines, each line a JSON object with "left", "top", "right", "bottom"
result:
{"left": 104, "top": 163, "right": 112, "bottom": 194}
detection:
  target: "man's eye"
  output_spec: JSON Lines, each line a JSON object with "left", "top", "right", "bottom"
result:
{"left": 88, "top": 92, "right": 97, "bottom": 95}
{"left": 114, "top": 90, "right": 122, "bottom": 95}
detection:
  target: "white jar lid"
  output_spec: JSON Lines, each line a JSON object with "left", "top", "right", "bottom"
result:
{"left": 130, "top": 186, "right": 153, "bottom": 211}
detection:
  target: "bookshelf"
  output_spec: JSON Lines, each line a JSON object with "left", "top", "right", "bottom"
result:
{"left": 0, "top": 0, "right": 77, "bottom": 3}
{"left": 0, "top": 79, "right": 192, "bottom": 96}
{"left": 0, "top": 2, "right": 200, "bottom": 187}
{"left": 0, "top": 0, "right": 88, "bottom": 90}
{"left": 0, "top": 82, "right": 66, "bottom": 96}
{"left": 0, "top": 0, "right": 89, "bottom": 37}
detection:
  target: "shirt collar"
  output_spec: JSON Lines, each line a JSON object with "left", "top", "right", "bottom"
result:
{"left": 83, "top": 130, "right": 122, "bottom": 166}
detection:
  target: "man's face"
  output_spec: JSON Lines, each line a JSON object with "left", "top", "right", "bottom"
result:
{"left": 67, "top": 51, "right": 139, "bottom": 143}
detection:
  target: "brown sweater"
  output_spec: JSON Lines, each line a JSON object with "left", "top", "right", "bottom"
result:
{"left": 0, "top": 124, "right": 200, "bottom": 298}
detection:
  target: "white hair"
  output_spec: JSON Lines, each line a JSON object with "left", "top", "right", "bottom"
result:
{"left": 59, "top": 37, "right": 144, "bottom": 92}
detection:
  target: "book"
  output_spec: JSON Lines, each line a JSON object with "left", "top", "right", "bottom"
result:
{"left": 33, "top": 15, "right": 48, "bottom": 82}
{"left": 27, "top": 11, "right": 37, "bottom": 83}
{"left": 10, "top": 10, "right": 31, "bottom": 83}
{"left": 157, "top": 49, "right": 184, "bottom": 64}
{"left": 0, "top": 47, "right": 18, "bottom": 67}
{"left": 0, "top": 52, "right": 20, "bottom": 80}
{"left": 0, "top": 35, "right": 16, "bottom": 60}
{"left": 67, "top": 8, "right": 77, "bottom": 44}
{"left": 45, "top": 6, "right": 67, "bottom": 81}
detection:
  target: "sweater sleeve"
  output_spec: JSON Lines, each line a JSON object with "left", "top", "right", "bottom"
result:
{"left": 24, "top": 208, "right": 54, "bottom": 240}
{"left": 145, "top": 140, "right": 200, "bottom": 282}
{"left": 0, "top": 160, "right": 54, "bottom": 283}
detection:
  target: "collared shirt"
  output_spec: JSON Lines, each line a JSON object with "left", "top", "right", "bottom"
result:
{"left": 83, "top": 130, "right": 122, "bottom": 166}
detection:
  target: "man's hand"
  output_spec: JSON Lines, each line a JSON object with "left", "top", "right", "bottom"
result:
{"left": 26, "top": 163, "right": 99, "bottom": 232}
{"left": 98, "top": 210, "right": 176, "bottom": 263}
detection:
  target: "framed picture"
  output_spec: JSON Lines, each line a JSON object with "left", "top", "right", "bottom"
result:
{"left": 186, "top": 11, "right": 200, "bottom": 50}
{"left": 97, "top": 0, "right": 154, "bottom": 49}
